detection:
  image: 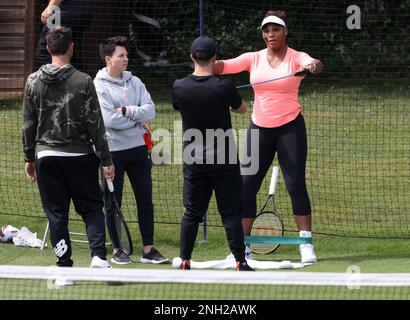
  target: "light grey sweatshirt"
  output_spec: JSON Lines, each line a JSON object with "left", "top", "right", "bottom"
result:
{"left": 94, "top": 68, "right": 155, "bottom": 151}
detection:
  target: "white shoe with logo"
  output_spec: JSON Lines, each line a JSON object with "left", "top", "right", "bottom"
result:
{"left": 90, "top": 256, "right": 111, "bottom": 268}
{"left": 244, "top": 244, "right": 253, "bottom": 260}
{"left": 299, "top": 244, "right": 317, "bottom": 263}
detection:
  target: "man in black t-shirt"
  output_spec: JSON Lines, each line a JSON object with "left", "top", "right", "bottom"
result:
{"left": 172, "top": 36, "right": 253, "bottom": 271}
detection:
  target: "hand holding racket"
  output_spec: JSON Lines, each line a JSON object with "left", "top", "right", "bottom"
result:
{"left": 106, "top": 179, "right": 133, "bottom": 255}
{"left": 103, "top": 165, "right": 115, "bottom": 181}
{"left": 143, "top": 123, "right": 154, "bottom": 152}
{"left": 250, "top": 166, "right": 284, "bottom": 254}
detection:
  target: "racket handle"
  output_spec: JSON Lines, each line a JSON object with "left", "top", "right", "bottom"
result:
{"left": 106, "top": 179, "right": 114, "bottom": 193}
{"left": 294, "top": 69, "right": 310, "bottom": 76}
{"left": 268, "top": 166, "right": 280, "bottom": 195}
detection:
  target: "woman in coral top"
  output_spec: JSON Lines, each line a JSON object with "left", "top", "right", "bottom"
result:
{"left": 215, "top": 9, "right": 323, "bottom": 263}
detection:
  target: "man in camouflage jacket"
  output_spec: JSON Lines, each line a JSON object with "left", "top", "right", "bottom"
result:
{"left": 22, "top": 27, "right": 115, "bottom": 270}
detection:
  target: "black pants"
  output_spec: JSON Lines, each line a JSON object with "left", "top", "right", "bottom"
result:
{"left": 180, "top": 164, "right": 246, "bottom": 262}
{"left": 242, "top": 113, "right": 311, "bottom": 218}
{"left": 35, "top": 154, "right": 106, "bottom": 267}
{"left": 36, "top": 10, "right": 93, "bottom": 69}
{"left": 104, "top": 146, "right": 154, "bottom": 248}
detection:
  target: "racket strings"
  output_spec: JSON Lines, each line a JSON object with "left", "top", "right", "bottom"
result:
{"left": 112, "top": 194, "right": 133, "bottom": 255}
{"left": 250, "top": 211, "right": 284, "bottom": 254}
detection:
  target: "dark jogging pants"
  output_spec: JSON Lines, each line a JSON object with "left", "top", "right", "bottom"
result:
{"left": 180, "top": 164, "right": 246, "bottom": 262}
{"left": 36, "top": 154, "right": 107, "bottom": 267}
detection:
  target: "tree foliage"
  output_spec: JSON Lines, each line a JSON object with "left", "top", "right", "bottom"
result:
{"left": 130, "top": 0, "right": 409, "bottom": 84}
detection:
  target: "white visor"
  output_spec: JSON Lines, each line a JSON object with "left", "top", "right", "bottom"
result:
{"left": 260, "top": 16, "right": 286, "bottom": 29}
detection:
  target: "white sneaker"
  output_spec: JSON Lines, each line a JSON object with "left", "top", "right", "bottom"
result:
{"left": 54, "top": 278, "right": 74, "bottom": 286}
{"left": 226, "top": 243, "right": 253, "bottom": 260}
{"left": 299, "top": 244, "right": 317, "bottom": 263}
{"left": 245, "top": 244, "right": 253, "bottom": 260}
{"left": 90, "top": 256, "right": 111, "bottom": 268}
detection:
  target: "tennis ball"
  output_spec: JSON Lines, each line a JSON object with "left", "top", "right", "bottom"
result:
{"left": 172, "top": 257, "right": 182, "bottom": 269}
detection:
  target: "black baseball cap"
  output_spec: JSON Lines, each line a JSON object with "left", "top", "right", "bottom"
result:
{"left": 190, "top": 36, "right": 216, "bottom": 60}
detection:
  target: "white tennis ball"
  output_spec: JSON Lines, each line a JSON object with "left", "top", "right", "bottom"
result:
{"left": 172, "top": 257, "right": 182, "bottom": 269}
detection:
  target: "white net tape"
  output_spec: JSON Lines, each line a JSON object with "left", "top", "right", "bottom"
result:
{"left": 0, "top": 265, "right": 409, "bottom": 287}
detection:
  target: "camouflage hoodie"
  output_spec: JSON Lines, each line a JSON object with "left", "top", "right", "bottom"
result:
{"left": 22, "top": 64, "right": 112, "bottom": 166}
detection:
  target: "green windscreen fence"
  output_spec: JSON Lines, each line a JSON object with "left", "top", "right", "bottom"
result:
{"left": 0, "top": 0, "right": 409, "bottom": 237}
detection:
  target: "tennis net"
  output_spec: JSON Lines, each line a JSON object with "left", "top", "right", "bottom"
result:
{"left": 1, "top": 265, "right": 410, "bottom": 301}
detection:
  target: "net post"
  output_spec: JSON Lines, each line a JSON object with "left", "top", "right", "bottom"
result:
{"left": 198, "top": 0, "right": 205, "bottom": 246}
{"left": 40, "top": 221, "right": 49, "bottom": 250}
{"left": 199, "top": 0, "right": 204, "bottom": 36}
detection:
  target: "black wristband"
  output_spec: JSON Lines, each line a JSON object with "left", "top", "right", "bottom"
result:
{"left": 121, "top": 107, "right": 126, "bottom": 116}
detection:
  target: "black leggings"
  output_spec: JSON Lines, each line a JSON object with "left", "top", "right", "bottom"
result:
{"left": 104, "top": 146, "right": 154, "bottom": 248}
{"left": 241, "top": 113, "right": 311, "bottom": 218}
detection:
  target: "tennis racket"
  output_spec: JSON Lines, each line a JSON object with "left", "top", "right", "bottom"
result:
{"left": 236, "top": 69, "right": 310, "bottom": 89}
{"left": 106, "top": 179, "right": 133, "bottom": 256}
{"left": 250, "top": 166, "right": 284, "bottom": 254}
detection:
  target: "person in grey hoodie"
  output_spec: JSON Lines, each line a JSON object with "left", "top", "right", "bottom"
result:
{"left": 94, "top": 35, "right": 169, "bottom": 265}
{"left": 23, "top": 27, "right": 114, "bottom": 273}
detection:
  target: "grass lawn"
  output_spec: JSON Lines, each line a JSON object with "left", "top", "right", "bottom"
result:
{"left": 1, "top": 87, "right": 409, "bottom": 237}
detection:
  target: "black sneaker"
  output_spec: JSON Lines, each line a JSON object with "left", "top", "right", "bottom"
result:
{"left": 111, "top": 248, "right": 133, "bottom": 265}
{"left": 236, "top": 261, "right": 255, "bottom": 271}
{"left": 179, "top": 259, "right": 190, "bottom": 270}
{"left": 140, "top": 247, "right": 170, "bottom": 264}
